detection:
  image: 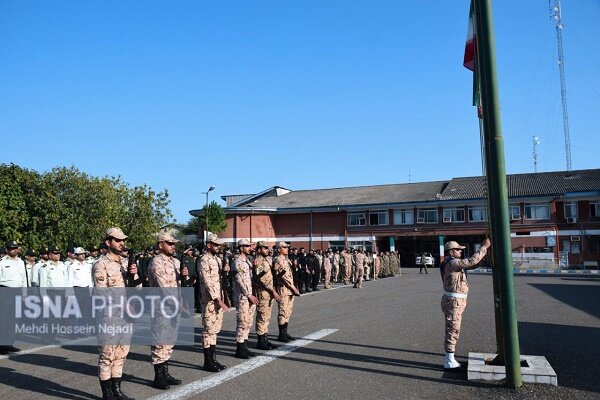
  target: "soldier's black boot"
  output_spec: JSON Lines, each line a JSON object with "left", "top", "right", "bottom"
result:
{"left": 235, "top": 342, "right": 249, "bottom": 359}
{"left": 203, "top": 347, "right": 220, "bottom": 373}
{"left": 211, "top": 345, "right": 227, "bottom": 370}
{"left": 265, "top": 335, "right": 278, "bottom": 349}
{"left": 244, "top": 341, "right": 256, "bottom": 357}
{"left": 100, "top": 379, "right": 115, "bottom": 400}
{"left": 284, "top": 323, "right": 296, "bottom": 341}
{"left": 164, "top": 361, "right": 182, "bottom": 385}
{"left": 277, "top": 324, "right": 290, "bottom": 342}
{"left": 153, "top": 363, "right": 170, "bottom": 390}
{"left": 256, "top": 334, "right": 271, "bottom": 350}
{"left": 111, "top": 377, "right": 135, "bottom": 400}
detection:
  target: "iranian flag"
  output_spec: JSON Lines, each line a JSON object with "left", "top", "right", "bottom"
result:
{"left": 463, "top": 0, "right": 476, "bottom": 71}
{"left": 464, "top": 0, "right": 480, "bottom": 111}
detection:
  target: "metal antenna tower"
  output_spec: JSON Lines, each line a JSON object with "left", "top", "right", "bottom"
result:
{"left": 533, "top": 135, "right": 541, "bottom": 172}
{"left": 550, "top": 0, "right": 572, "bottom": 171}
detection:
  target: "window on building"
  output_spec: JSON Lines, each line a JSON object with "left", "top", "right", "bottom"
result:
{"left": 347, "top": 212, "right": 366, "bottom": 227}
{"left": 525, "top": 203, "right": 550, "bottom": 220}
{"left": 564, "top": 202, "right": 579, "bottom": 219}
{"left": 590, "top": 201, "right": 600, "bottom": 218}
{"left": 443, "top": 207, "right": 465, "bottom": 223}
{"left": 509, "top": 205, "right": 521, "bottom": 220}
{"left": 416, "top": 208, "right": 438, "bottom": 223}
{"left": 369, "top": 211, "right": 389, "bottom": 226}
{"left": 469, "top": 206, "right": 488, "bottom": 222}
{"left": 393, "top": 209, "right": 414, "bottom": 225}
{"left": 348, "top": 241, "right": 372, "bottom": 252}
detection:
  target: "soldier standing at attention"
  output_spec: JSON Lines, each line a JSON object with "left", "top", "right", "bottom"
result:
{"left": 68, "top": 247, "right": 93, "bottom": 287}
{"left": 24, "top": 249, "right": 37, "bottom": 287}
{"left": 323, "top": 250, "right": 332, "bottom": 289}
{"left": 353, "top": 249, "right": 366, "bottom": 288}
{"left": 92, "top": 227, "right": 134, "bottom": 400}
{"left": 254, "top": 241, "right": 281, "bottom": 350}
{"left": 35, "top": 245, "right": 70, "bottom": 288}
{"left": 232, "top": 239, "right": 258, "bottom": 359}
{"left": 0, "top": 240, "right": 27, "bottom": 355}
{"left": 332, "top": 250, "right": 340, "bottom": 283}
{"left": 382, "top": 251, "right": 391, "bottom": 278}
{"left": 147, "top": 233, "right": 184, "bottom": 390}
{"left": 273, "top": 242, "right": 300, "bottom": 342}
{"left": 198, "top": 234, "right": 230, "bottom": 372}
{"left": 440, "top": 239, "right": 491, "bottom": 371}
{"left": 341, "top": 248, "right": 352, "bottom": 285}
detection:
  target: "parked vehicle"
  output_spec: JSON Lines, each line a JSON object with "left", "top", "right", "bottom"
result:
{"left": 415, "top": 253, "right": 434, "bottom": 267}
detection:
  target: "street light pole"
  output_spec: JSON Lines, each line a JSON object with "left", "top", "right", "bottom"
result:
{"left": 202, "top": 185, "right": 215, "bottom": 244}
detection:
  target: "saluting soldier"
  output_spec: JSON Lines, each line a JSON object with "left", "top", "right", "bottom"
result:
{"left": 273, "top": 242, "right": 300, "bottom": 342}
{"left": 147, "top": 232, "right": 184, "bottom": 390}
{"left": 440, "top": 239, "right": 490, "bottom": 371}
{"left": 254, "top": 241, "right": 281, "bottom": 349}
{"left": 232, "top": 239, "right": 258, "bottom": 358}
{"left": 92, "top": 227, "right": 134, "bottom": 400}
{"left": 197, "top": 234, "right": 230, "bottom": 372}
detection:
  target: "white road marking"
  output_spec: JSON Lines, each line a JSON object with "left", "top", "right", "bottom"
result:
{"left": 146, "top": 328, "right": 339, "bottom": 400}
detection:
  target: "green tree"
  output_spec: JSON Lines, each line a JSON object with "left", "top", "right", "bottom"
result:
{"left": 0, "top": 163, "right": 173, "bottom": 251}
{"left": 187, "top": 201, "right": 227, "bottom": 241}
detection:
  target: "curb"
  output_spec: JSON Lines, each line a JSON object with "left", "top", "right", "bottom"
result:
{"left": 472, "top": 268, "right": 599, "bottom": 274}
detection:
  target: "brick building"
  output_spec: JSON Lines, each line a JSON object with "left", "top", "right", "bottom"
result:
{"left": 189, "top": 169, "right": 600, "bottom": 269}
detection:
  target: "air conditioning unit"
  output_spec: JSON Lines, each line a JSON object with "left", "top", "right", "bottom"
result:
{"left": 571, "top": 235, "right": 581, "bottom": 242}
{"left": 566, "top": 217, "right": 577, "bottom": 223}
{"left": 443, "top": 217, "right": 452, "bottom": 223}
{"left": 417, "top": 217, "right": 425, "bottom": 223}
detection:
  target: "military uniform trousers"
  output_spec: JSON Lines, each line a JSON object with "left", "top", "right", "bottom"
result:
{"left": 354, "top": 266, "right": 364, "bottom": 286}
{"left": 441, "top": 296, "right": 467, "bottom": 353}
{"left": 150, "top": 314, "right": 179, "bottom": 364}
{"left": 201, "top": 299, "right": 224, "bottom": 348}
{"left": 235, "top": 296, "right": 256, "bottom": 342}
{"left": 98, "top": 345, "right": 130, "bottom": 380}
{"left": 255, "top": 290, "right": 275, "bottom": 335}
{"left": 343, "top": 264, "right": 352, "bottom": 283}
{"left": 277, "top": 294, "right": 295, "bottom": 325}
{"left": 323, "top": 264, "right": 332, "bottom": 287}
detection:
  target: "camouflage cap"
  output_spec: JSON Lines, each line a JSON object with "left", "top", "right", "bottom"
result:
{"left": 237, "top": 238, "right": 252, "bottom": 247}
{"left": 207, "top": 234, "right": 224, "bottom": 245}
{"left": 276, "top": 241, "right": 290, "bottom": 249}
{"left": 73, "top": 247, "right": 86, "bottom": 255}
{"left": 157, "top": 232, "right": 180, "bottom": 243}
{"left": 256, "top": 241, "right": 269, "bottom": 248}
{"left": 106, "top": 227, "right": 128, "bottom": 240}
{"left": 444, "top": 241, "right": 466, "bottom": 251}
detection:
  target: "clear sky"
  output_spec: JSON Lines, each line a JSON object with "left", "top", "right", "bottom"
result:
{"left": 1, "top": 1, "right": 599, "bottom": 223}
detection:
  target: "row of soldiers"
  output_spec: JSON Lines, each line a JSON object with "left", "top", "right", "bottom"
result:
{"left": 1, "top": 232, "right": 403, "bottom": 400}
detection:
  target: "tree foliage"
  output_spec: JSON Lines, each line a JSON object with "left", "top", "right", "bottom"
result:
{"left": 0, "top": 164, "right": 173, "bottom": 252}
{"left": 182, "top": 201, "right": 227, "bottom": 240}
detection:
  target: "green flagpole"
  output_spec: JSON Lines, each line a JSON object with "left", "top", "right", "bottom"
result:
{"left": 473, "top": 0, "right": 522, "bottom": 388}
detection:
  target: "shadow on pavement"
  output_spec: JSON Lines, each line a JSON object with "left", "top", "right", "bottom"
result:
{"left": 519, "top": 321, "right": 600, "bottom": 393}
{"left": 0, "top": 365, "right": 98, "bottom": 399}
{"left": 528, "top": 283, "right": 600, "bottom": 319}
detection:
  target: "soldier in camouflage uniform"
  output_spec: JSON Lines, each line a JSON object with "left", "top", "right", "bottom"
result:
{"left": 273, "top": 242, "right": 300, "bottom": 342}
{"left": 254, "top": 241, "right": 281, "bottom": 350}
{"left": 147, "top": 232, "right": 185, "bottom": 390}
{"left": 352, "top": 249, "right": 366, "bottom": 288}
{"left": 440, "top": 239, "right": 490, "bottom": 371}
{"left": 232, "top": 239, "right": 259, "bottom": 358}
{"left": 198, "top": 234, "right": 230, "bottom": 372}
{"left": 341, "top": 248, "right": 352, "bottom": 285}
{"left": 92, "top": 227, "right": 134, "bottom": 400}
